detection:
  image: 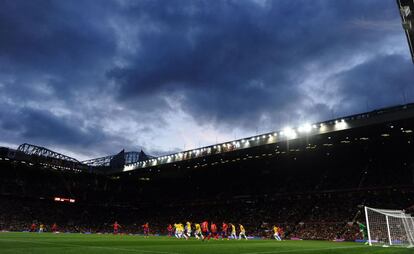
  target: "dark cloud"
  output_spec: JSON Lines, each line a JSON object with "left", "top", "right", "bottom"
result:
{"left": 329, "top": 54, "right": 414, "bottom": 116}
{"left": 0, "top": 0, "right": 117, "bottom": 69}
{"left": 0, "top": 0, "right": 118, "bottom": 104}
{"left": 107, "top": 0, "right": 408, "bottom": 129}
{"left": 0, "top": 105, "right": 133, "bottom": 157}
{"left": 0, "top": 0, "right": 412, "bottom": 159}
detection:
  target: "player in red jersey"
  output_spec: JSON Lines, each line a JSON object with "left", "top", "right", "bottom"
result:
{"left": 209, "top": 222, "right": 219, "bottom": 240}
{"left": 113, "top": 221, "right": 121, "bottom": 234}
{"left": 51, "top": 223, "right": 58, "bottom": 233}
{"left": 142, "top": 222, "right": 150, "bottom": 238}
{"left": 167, "top": 224, "right": 173, "bottom": 237}
{"left": 201, "top": 221, "right": 210, "bottom": 241}
{"left": 30, "top": 223, "right": 36, "bottom": 232}
{"left": 221, "top": 222, "right": 228, "bottom": 240}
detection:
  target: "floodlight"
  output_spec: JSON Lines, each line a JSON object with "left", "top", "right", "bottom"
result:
{"left": 283, "top": 127, "right": 297, "bottom": 139}
{"left": 335, "top": 119, "right": 347, "bottom": 129}
{"left": 298, "top": 123, "right": 312, "bottom": 133}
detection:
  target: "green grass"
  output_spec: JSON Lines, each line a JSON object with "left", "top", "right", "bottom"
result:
{"left": 0, "top": 232, "right": 411, "bottom": 254}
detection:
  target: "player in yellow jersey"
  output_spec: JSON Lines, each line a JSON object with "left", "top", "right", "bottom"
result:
{"left": 238, "top": 224, "right": 247, "bottom": 240}
{"left": 184, "top": 222, "right": 191, "bottom": 240}
{"left": 177, "top": 223, "right": 183, "bottom": 238}
{"left": 273, "top": 225, "right": 281, "bottom": 240}
{"left": 230, "top": 223, "right": 237, "bottom": 239}
{"left": 39, "top": 223, "right": 45, "bottom": 233}
{"left": 194, "top": 223, "right": 203, "bottom": 239}
{"left": 173, "top": 223, "right": 180, "bottom": 238}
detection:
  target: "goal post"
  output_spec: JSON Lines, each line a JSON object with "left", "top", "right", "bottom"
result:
{"left": 364, "top": 206, "right": 414, "bottom": 247}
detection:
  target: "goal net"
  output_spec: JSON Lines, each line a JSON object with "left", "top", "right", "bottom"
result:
{"left": 365, "top": 206, "right": 414, "bottom": 247}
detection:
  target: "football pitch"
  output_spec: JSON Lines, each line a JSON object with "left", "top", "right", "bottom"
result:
{"left": 0, "top": 232, "right": 411, "bottom": 254}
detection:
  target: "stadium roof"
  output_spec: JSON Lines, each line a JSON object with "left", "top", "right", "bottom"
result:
{"left": 2, "top": 144, "right": 152, "bottom": 172}
{"left": 398, "top": 0, "right": 414, "bottom": 63}
{"left": 82, "top": 150, "right": 154, "bottom": 167}
{"left": 17, "top": 143, "right": 80, "bottom": 163}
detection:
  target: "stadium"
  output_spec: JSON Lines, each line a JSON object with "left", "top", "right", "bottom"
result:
{"left": 1, "top": 103, "right": 414, "bottom": 253}
{"left": 1, "top": 1, "right": 414, "bottom": 254}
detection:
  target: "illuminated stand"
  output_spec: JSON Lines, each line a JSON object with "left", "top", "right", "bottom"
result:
{"left": 123, "top": 104, "right": 414, "bottom": 173}
{"left": 124, "top": 119, "right": 348, "bottom": 171}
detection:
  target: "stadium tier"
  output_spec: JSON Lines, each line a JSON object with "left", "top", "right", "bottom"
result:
{"left": 0, "top": 103, "right": 414, "bottom": 243}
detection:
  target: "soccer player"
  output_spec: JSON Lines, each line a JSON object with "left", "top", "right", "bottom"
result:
{"left": 239, "top": 224, "right": 247, "bottom": 240}
{"left": 185, "top": 222, "right": 192, "bottom": 239}
{"left": 357, "top": 221, "right": 369, "bottom": 245}
{"left": 180, "top": 223, "right": 188, "bottom": 240}
{"left": 210, "top": 222, "right": 219, "bottom": 240}
{"left": 278, "top": 227, "right": 284, "bottom": 240}
{"left": 51, "top": 223, "right": 58, "bottom": 233}
{"left": 142, "top": 222, "right": 149, "bottom": 238}
{"left": 194, "top": 223, "right": 203, "bottom": 239}
{"left": 273, "top": 225, "right": 281, "bottom": 241}
{"left": 174, "top": 223, "right": 180, "bottom": 238}
{"left": 167, "top": 224, "right": 173, "bottom": 237}
{"left": 230, "top": 223, "right": 237, "bottom": 239}
{"left": 30, "top": 222, "right": 36, "bottom": 232}
{"left": 113, "top": 221, "right": 120, "bottom": 234}
{"left": 39, "top": 223, "right": 45, "bottom": 233}
{"left": 175, "top": 223, "right": 185, "bottom": 239}
{"left": 201, "top": 221, "right": 210, "bottom": 241}
{"left": 221, "top": 222, "right": 228, "bottom": 240}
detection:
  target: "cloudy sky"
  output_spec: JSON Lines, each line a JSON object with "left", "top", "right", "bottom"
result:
{"left": 0, "top": 0, "right": 413, "bottom": 160}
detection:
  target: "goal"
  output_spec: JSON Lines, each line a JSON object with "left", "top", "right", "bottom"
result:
{"left": 364, "top": 206, "right": 414, "bottom": 247}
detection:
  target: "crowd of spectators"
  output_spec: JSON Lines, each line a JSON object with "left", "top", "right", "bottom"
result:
{"left": 0, "top": 187, "right": 412, "bottom": 241}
